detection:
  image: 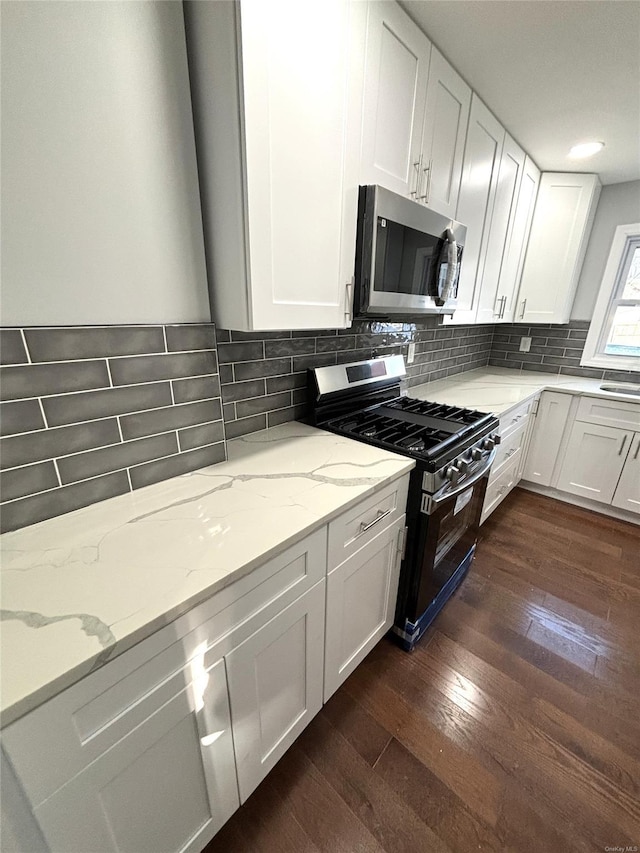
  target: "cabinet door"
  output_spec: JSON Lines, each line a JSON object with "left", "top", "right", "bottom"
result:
{"left": 241, "top": 0, "right": 365, "bottom": 329}
{"left": 226, "top": 580, "right": 325, "bottom": 803}
{"left": 499, "top": 156, "right": 540, "bottom": 323}
{"left": 556, "top": 422, "right": 632, "bottom": 504}
{"left": 360, "top": 1, "right": 431, "bottom": 197}
{"left": 612, "top": 433, "right": 640, "bottom": 514}
{"left": 446, "top": 94, "right": 504, "bottom": 325}
{"left": 419, "top": 46, "right": 471, "bottom": 218}
{"left": 516, "top": 173, "right": 601, "bottom": 324}
{"left": 325, "top": 515, "right": 405, "bottom": 701}
{"left": 476, "top": 134, "right": 526, "bottom": 324}
{"left": 523, "top": 391, "right": 572, "bottom": 487}
{"left": 33, "top": 659, "right": 238, "bottom": 853}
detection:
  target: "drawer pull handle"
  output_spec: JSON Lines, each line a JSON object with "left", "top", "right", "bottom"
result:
{"left": 618, "top": 435, "right": 628, "bottom": 456}
{"left": 359, "top": 508, "right": 392, "bottom": 534}
{"left": 634, "top": 440, "right": 640, "bottom": 461}
{"left": 506, "top": 448, "right": 517, "bottom": 458}
{"left": 511, "top": 414, "right": 523, "bottom": 424}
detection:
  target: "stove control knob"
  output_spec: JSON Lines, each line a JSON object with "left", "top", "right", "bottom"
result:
{"left": 457, "top": 457, "right": 470, "bottom": 473}
{"left": 445, "top": 466, "right": 461, "bottom": 485}
{"left": 493, "top": 433, "right": 502, "bottom": 445}
{"left": 470, "top": 447, "right": 483, "bottom": 461}
{"left": 482, "top": 437, "right": 495, "bottom": 452}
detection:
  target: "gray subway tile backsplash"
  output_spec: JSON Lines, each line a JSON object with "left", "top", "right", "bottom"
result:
{"left": 24, "top": 326, "right": 165, "bottom": 362}
{"left": 109, "top": 350, "right": 218, "bottom": 386}
{"left": 489, "top": 320, "right": 639, "bottom": 383}
{"left": 120, "top": 398, "right": 222, "bottom": 441}
{"left": 57, "top": 433, "right": 179, "bottom": 485}
{"left": 1, "top": 471, "right": 131, "bottom": 532}
{"left": 172, "top": 374, "right": 221, "bottom": 404}
{"left": 1, "top": 419, "right": 121, "bottom": 470}
{"left": 3, "top": 315, "right": 636, "bottom": 533}
{"left": 0, "top": 330, "right": 29, "bottom": 365}
{"left": 129, "top": 442, "right": 226, "bottom": 490}
{"left": 0, "top": 360, "right": 111, "bottom": 400}
{"left": 165, "top": 323, "right": 216, "bottom": 353}
{"left": 0, "top": 461, "right": 59, "bottom": 502}
{"left": 0, "top": 400, "right": 46, "bottom": 436}
{"left": 178, "top": 420, "right": 226, "bottom": 451}
{"left": 42, "top": 382, "right": 173, "bottom": 427}
{"left": 0, "top": 324, "right": 226, "bottom": 533}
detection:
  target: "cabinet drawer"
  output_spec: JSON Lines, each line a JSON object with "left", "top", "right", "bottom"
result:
{"left": 491, "top": 419, "right": 528, "bottom": 482}
{"left": 327, "top": 475, "right": 410, "bottom": 571}
{"left": 481, "top": 454, "right": 519, "bottom": 524}
{"left": 499, "top": 397, "right": 535, "bottom": 438}
{"left": 576, "top": 395, "right": 640, "bottom": 431}
{"left": 2, "top": 528, "right": 327, "bottom": 807}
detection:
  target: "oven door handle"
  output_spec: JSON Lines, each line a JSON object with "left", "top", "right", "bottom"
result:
{"left": 421, "top": 448, "right": 497, "bottom": 515}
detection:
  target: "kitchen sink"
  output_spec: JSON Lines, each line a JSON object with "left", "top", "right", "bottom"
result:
{"left": 599, "top": 384, "right": 640, "bottom": 396}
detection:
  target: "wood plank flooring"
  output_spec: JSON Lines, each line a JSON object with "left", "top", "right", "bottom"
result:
{"left": 203, "top": 488, "right": 640, "bottom": 853}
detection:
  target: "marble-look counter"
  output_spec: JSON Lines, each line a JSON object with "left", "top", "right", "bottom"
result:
{"left": 409, "top": 367, "right": 640, "bottom": 416}
{"left": 0, "top": 422, "right": 414, "bottom": 727}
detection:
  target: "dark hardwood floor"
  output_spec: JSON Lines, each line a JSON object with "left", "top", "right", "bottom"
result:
{"left": 204, "top": 488, "right": 640, "bottom": 853}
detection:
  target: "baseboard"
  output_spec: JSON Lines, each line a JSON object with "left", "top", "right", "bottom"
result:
{"left": 518, "top": 481, "right": 639, "bottom": 526}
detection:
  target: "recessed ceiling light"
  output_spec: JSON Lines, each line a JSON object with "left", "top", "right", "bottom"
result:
{"left": 568, "top": 141, "right": 605, "bottom": 159}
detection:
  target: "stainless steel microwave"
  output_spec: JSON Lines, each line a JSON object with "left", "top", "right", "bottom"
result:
{"left": 354, "top": 185, "right": 467, "bottom": 318}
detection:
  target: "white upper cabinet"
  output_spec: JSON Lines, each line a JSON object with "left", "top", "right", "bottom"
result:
{"left": 476, "top": 134, "right": 526, "bottom": 324}
{"left": 360, "top": 6, "right": 470, "bottom": 219}
{"left": 419, "top": 46, "right": 471, "bottom": 218}
{"left": 498, "top": 156, "right": 541, "bottom": 322}
{"left": 516, "top": 173, "right": 601, "bottom": 324}
{"left": 447, "top": 94, "right": 505, "bottom": 325}
{"left": 360, "top": 2, "right": 431, "bottom": 197}
{"left": 185, "top": 0, "right": 366, "bottom": 331}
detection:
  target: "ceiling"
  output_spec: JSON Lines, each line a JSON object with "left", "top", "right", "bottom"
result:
{"left": 399, "top": 0, "right": 640, "bottom": 185}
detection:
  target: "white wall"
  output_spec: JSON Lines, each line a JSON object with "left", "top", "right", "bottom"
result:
{"left": 0, "top": 1, "right": 211, "bottom": 326}
{"left": 571, "top": 180, "right": 640, "bottom": 321}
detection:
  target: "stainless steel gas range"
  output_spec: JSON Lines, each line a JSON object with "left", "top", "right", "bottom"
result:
{"left": 308, "top": 355, "right": 500, "bottom": 651}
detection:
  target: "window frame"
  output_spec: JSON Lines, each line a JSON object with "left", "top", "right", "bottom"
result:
{"left": 581, "top": 222, "right": 640, "bottom": 372}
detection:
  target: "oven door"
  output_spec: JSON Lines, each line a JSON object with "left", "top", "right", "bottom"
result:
{"left": 403, "top": 451, "right": 495, "bottom": 623}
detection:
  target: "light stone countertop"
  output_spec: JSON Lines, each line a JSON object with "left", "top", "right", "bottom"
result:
{"left": 409, "top": 366, "right": 640, "bottom": 416}
{"left": 0, "top": 422, "right": 414, "bottom": 727}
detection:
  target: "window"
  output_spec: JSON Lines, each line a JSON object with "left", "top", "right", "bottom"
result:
{"left": 581, "top": 223, "right": 640, "bottom": 372}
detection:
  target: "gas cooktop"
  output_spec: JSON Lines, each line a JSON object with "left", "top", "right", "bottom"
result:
{"left": 326, "top": 398, "right": 495, "bottom": 463}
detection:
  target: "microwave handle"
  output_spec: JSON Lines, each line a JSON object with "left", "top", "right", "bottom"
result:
{"left": 434, "top": 229, "right": 459, "bottom": 306}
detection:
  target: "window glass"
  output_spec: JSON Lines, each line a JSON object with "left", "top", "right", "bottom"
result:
{"left": 621, "top": 246, "right": 640, "bottom": 299}
{"left": 604, "top": 305, "right": 640, "bottom": 357}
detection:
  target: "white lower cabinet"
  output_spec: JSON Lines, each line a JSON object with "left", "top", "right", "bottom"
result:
{"left": 226, "top": 579, "right": 326, "bottom": 803}
{"left": 612, "top": 434, "right": 640, "bottom": 514}
{"left": 557, "top": 422, "right": 634, "bottom": 505}
{"left": 324, "top": 515, "right": 406, "bottom": 701}
{"left": 1, "top": 474, "right": 412, "bottom": 851}
{"left": 522, "top": 391, "right": 572, "bottom": 486}
{"left": 33, "top": 658, "right": 237, "bottom": 853}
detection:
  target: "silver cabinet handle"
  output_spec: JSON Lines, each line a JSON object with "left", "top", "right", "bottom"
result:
{"left": 494, "top": 295, "right": 505, "bottom": 318}
{"left": 618, "top": 435, "right": 628, "bottom": 456}
{"left": 418, "top": 158, "right": 431, "bottom": 201}
{"left": 519, "top": 298, "right": 527, "bottom": 320}
{"left": 359, "top": 507, "right": 391, "bottom": 534}
{"left": 634, "top": 437, "right": 640, "bottom": 460}
{"left": 500, "top": 295, "right": 507, "bottom": 319}
{"left": 411, "top": 155, "right": 423, "bottom": 198}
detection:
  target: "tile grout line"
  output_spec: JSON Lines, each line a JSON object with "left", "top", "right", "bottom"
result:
{"left": 51, "top": 458, "right": 63, "bottom": 488}
{"left": 19, "top": 329, "right": 32, "bottom": 364}
{"left": 105, "top": 359, "right": 114, "bottom": 389}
